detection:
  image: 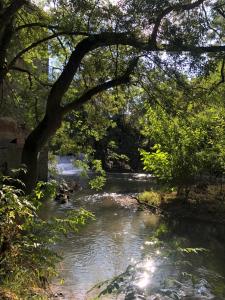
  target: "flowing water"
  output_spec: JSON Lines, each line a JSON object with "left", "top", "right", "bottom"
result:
{"left": 43, "top": 157, "right": 225, "bottom": 299}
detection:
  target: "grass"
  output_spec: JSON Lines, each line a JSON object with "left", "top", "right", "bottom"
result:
{"left": 138, "top": 183, "right": 225, "bottom": 207}
{"left": 137, "top": 184, "right": 225, "bottom": 224}
{"left": 138, "top": 190, "right": 162, "bottom": 206}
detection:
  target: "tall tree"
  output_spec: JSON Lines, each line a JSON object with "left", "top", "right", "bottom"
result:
{"left": 1, "top": 0, "right": 225, "bottom": 192}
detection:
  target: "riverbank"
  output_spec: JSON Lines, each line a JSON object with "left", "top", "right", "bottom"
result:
{"left": 13, "top": 176, "right": 224, "bottom": 300}
{"left": 29, "top": 186, "right": 225, "bottom": 300}
{"left": 136, "top": 184, "right": 225, "bottom": 225}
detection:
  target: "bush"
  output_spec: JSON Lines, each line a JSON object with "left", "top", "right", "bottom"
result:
{"left": 0, "top": 174, "right": 94, "bottom": 299}
{"left": 138, "top": 190, "right": 161, "bottom": 206}
{"left": 140, "top": 105, "right": 225, "bottom": 190}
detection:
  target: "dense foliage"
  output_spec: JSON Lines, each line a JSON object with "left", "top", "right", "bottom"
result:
{"left": 0, "top": 173, "right": 93, "bottom": 298}
{"left": 1, "top": 0, "right": 225, "bottom": 296}
{"left": 140, "top": 71, "right": 225, "bottom": 191}
{"left": 1, "top": 0, "right": 225, "bottom": 191}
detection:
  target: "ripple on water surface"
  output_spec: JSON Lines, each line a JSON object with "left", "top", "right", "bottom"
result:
{"left": 48, "top": 175, "right": 225, "bottom": 300}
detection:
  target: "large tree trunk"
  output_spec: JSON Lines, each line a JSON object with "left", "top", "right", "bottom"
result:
{"left": 21, "top": 112, "right": 62, "bottom": 193}
{"left": 21, "top": 140, "right": 39, "bottom": 193}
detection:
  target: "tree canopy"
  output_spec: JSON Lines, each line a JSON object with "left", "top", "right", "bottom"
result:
{"left": 0, "top": 0, "right": 225, "bottom": 191}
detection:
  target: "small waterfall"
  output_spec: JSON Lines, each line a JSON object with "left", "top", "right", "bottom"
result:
{"left": 56, "top": 155, "right": 83, "bottom": 175}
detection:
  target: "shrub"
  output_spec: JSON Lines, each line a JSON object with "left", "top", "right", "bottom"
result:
{"left": 138, "top": 190, "right": 161, "bottom": 206}
{"left": 0, "top": 174, "right": 94, "bottom": 298}
{"left": 140, "top": 105, "right": 225, "bottom": 192}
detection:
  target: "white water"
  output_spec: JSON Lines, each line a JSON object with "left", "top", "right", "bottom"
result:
{"left": 56, "top": 156, "right": 83, "bottom": 175}
{"left": 55, "top": 156, "right": 154, "bottom": 180}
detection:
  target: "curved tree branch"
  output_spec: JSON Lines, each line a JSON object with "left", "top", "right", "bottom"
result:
{"left": 6, "top": 29, "right": 225, "bottom": 82}
{"left": 151, "top": 0, "right": 206, "bottom": 44}
{"left": 7, "top": 31, "right": 90, "bottom": 70}
{"left": 61, "top": 57, "right": 139, "bottom": 115}
{"left": 45, "top": 31, "right": 225, "bottom": 113}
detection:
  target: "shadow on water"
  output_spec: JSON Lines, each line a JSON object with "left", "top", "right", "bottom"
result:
{"left": 43, "top": 157, "right": 225, "bottom": 299}
{"left": 88, "top": 218, "right": 225, "bottom": 300}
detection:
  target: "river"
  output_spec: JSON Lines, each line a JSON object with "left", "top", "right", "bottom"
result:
{"left": 43, "top": 157, "right": 225, "bottom": 299}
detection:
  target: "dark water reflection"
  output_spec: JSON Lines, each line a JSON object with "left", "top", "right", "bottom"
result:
{"left": 41, "top": 173, "right": 225, "bottom": 299}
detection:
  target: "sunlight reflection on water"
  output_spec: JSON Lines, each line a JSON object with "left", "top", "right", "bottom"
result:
{"left": 135, "top": 258, "right": 156, "bottom": 289}
{"left": 43, "top": 167, "right": 225, "bottom": 299}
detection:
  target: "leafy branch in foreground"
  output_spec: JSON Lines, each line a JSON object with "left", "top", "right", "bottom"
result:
{"left": 0, "top": 174, "right": 94, "bottom": 299}
{"left": 89, "top": 222, "right": 210, "bottom": 299}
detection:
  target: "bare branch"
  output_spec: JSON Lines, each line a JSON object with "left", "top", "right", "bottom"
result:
{"left": 151, "top": 7, "right": 174, "bottom": 44}
{"left": 220, "top": 59, "right": 225, "bottom": 83}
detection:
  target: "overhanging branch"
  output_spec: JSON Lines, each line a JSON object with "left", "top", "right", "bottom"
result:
{"left": 7, "top": 31, "right": 90, "bottom": 70}
{"left": 45, "top": 31, "right": 225, "bottom": 113}
{"left": 7, "top": 26, "right": 225, "bottom": 73}
{"left": 151, "top": 0, "right": 206, "bottom": 44}
{"left": 61, "top": 57, "right": 139, "bottom": 115}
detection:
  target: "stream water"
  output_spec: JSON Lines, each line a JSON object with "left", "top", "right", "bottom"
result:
{"left": 43, "top": 157, "right": 225, "bottom": 299}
